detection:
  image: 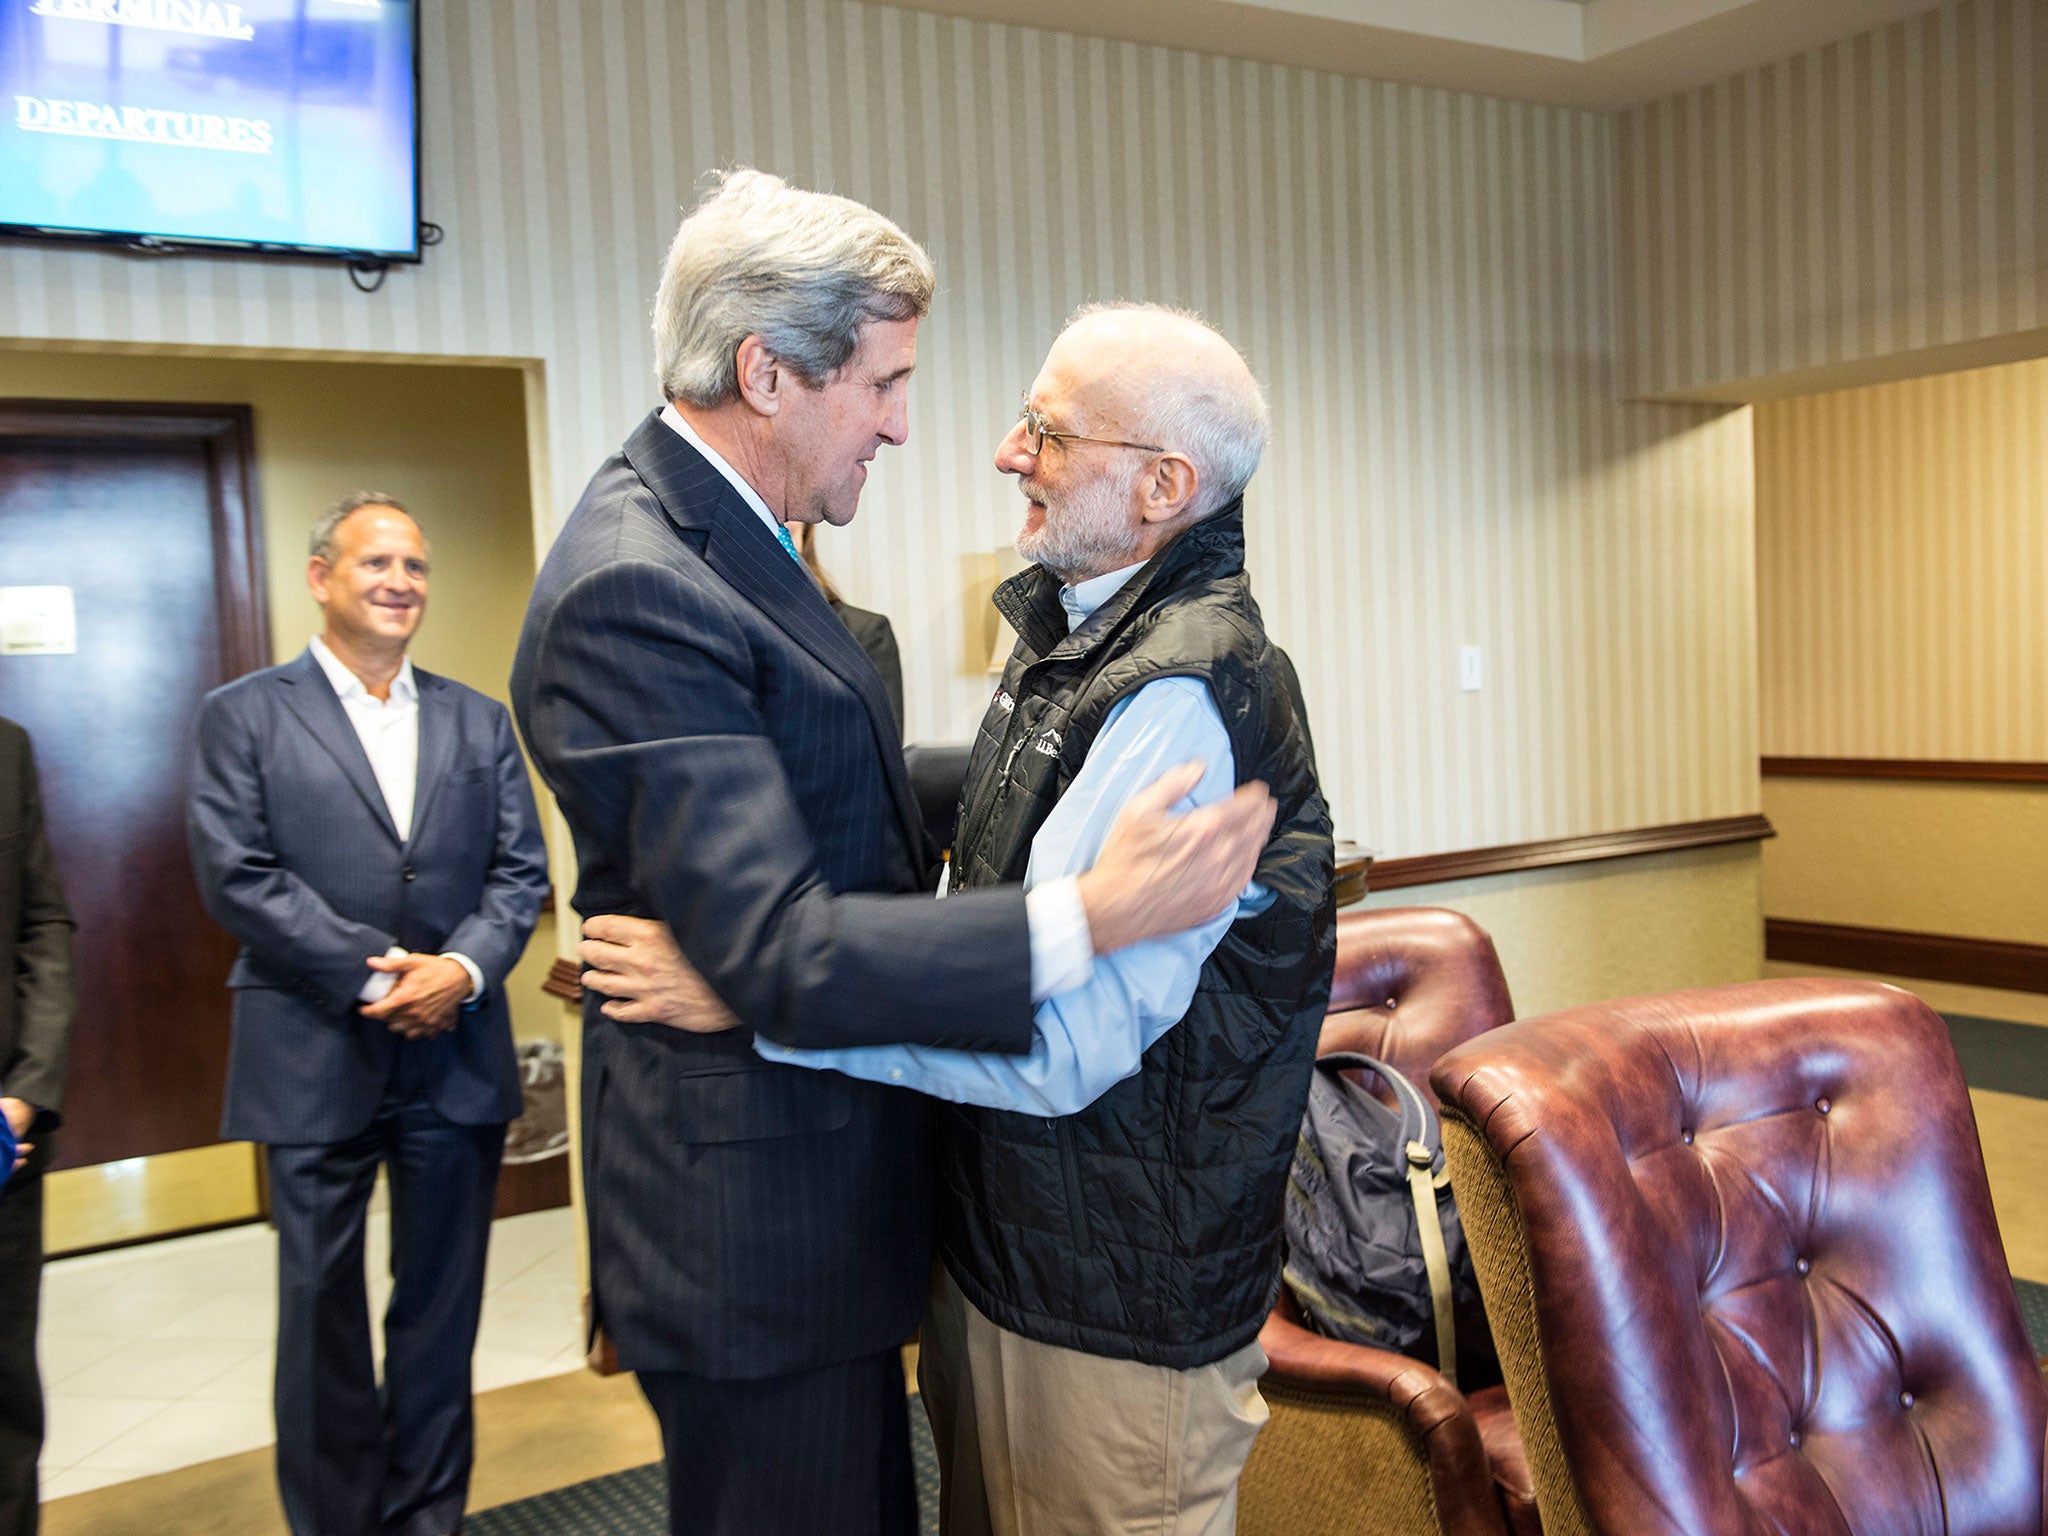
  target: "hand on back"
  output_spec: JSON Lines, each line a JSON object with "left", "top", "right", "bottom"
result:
{"left": 1077, "top": 762, "right": 1275, "bottom": 956}
{"left": 580, "top": 915, "right": 742, "bottom": 1034}
{"left": 573, "top": 759, "right": 1274, "bottom": 1026}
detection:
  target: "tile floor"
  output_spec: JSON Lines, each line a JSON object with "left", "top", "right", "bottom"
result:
{"left": 38, "top": 1201, "right": 582, "bottom": 1501}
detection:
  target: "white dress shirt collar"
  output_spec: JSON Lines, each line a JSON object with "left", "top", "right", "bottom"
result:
{"left": 304, "top": 637, "right": 487, "bottom": 1006}
{"left": 309, "top": 633, "right": 416, "bottom": 705}
{"left": 1058, "top": 559, "right": 1150, "bottom": 634}
{"left": 308, "top": 633, "right": 419, "bottom": 846}
{"left": 659, "top": 402, "right": 784, "bottom": 539}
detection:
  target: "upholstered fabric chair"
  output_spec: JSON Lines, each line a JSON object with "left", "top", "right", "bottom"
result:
{"left": 1431, "top": 978, "right": 2048, "bottom": 1536}
{"left": 1239, "top": 907, "right": 1539, "bottom": 1536}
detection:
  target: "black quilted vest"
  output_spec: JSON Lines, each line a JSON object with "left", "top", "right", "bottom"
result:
{"left": 936, "top": 500, "right": 1336, "bottom": 1368}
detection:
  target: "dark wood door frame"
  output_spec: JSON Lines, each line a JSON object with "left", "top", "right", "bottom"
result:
{"left": 0, "top": 399, "right": 268, "bottom": 1185}
{"left": 0, "top": 400, "right": 268, "bottom": 679}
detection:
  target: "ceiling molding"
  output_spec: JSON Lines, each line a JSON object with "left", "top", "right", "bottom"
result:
{"left": 1655, "top": 326, "right": 2048, "bottom": 405}
{"left": 1226, "top": 0, "right": 1585, "bottom": 61}
{"left": 870, "top": 0, "right": 1952, "bottom": 108}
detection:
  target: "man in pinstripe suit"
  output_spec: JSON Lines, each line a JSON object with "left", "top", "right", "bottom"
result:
{"left": 511, "top": 171, "right": 1274, "bottom": 1536}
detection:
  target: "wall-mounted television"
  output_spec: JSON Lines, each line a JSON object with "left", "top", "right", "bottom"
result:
{"left": 1, "top": 0, "right": 421, "bottom": 263}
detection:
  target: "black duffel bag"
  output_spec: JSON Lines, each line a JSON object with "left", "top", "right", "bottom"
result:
{"left": 1280, "top": 1051, "right": 1496, "bottom": 1387}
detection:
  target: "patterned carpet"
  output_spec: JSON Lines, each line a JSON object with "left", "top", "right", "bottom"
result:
{"left": 466, "top": 1392, "right": 941, "bottom": 1535}
{"left": 2015, "top": 1278, "right": 2048, "bottom": 1355}
{"left": 1946, "top": 1013, "right": 2048, "bottom": 1103}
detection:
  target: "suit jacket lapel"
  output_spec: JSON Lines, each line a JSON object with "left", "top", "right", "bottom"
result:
{"left": 622, "top": 412, "right": 926, "bottom": 858}
{"left": 275, "top": 649, "right": 401, "bottom": 844}
{"left": 404, "top": 673, "right": 455, "bottom": 853}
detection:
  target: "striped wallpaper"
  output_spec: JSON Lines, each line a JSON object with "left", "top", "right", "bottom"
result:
{"left": 1756, "top": 355, "right": 2048, "bottom": 760}
{"left": 0, "top": 0, "right": 1759, "bottom": 859}
{"left": 1618, "top": 0, "right": 2047, "bottom": 401}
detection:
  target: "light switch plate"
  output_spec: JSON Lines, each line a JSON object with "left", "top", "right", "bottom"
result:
{"left": 1459, "top": 644, "right": 1483, "bottom": 692}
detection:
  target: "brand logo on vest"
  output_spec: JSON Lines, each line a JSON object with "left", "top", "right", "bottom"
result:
{"left": 993, "top": 689, "right": 1015, "bottom": 714}
{"left": 1032, "top": 728, "right": 1062, "bottom": 757}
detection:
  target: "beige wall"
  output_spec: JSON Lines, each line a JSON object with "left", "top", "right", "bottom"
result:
{"left": 1762, "top": 778, "right": 2048, "bottom": 946}
{"left": 0, "top": 346, "right": 567, "bottom": 1045}
{"left": 0, "top": 0, "right": 1762, "bottom": 853}
{"left": 0, "top": 0, "right": 1768, "bottom": 1008}
{"left": 1373, "top": 843, "right": 1764, "bottom": 1022}
{"left": 1752, "top": 355, "right": 2047, "bottom": 1028}
{"left": 1756, "top": 356, "right": 2048, "bottom": 762}
{"left": 1618, "top": 0, "right": 2048, "bottom": 402}
{"left": 1758, "top": 772, "right": 2048, "bottom": 1026}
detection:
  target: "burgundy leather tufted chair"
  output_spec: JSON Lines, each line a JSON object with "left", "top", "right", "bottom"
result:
{"left": 1431, "top": 978, "right": 2048, "bottom": 1536}
{"left": 1315, "top": 907, "right": 1516, "bottom": 1105}
{"left": 1239, "top": 907, "right": 1540, "bottom": 1536}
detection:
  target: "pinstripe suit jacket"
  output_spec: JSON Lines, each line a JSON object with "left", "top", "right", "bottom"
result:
{"left": 512, "top": 411, "right": 1034, "bottom": 1380}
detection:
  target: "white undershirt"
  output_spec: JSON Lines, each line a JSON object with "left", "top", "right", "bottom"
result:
{"left": 310, "top": 635, "right": 419, "bottom": 839}
{"left": 660, "top": 403, "right": 785, "bottom": 539}
{"left": 308, "top": 636, "right": 483, "bottom": 1007}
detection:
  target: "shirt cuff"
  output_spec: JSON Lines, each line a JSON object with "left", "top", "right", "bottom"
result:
{"left": 1026, "top": 876, "right": 1094, "bottom": 1004}
{"left": 441, "top": 952, "right": 486, "bottom": 1005}
{"left": 359, "top": 946, "right": 408, "bottom": 1003}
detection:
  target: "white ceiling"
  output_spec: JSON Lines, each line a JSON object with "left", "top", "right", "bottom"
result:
{"left": 879, "top": 0, "right": 1952, "bottom": 106}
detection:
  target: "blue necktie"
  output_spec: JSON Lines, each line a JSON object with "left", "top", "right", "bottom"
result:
{"left": 775, "top": 524, "right": 803, "bottom": 565}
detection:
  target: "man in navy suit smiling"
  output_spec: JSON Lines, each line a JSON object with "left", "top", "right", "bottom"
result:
{"left": 189, "top": 493, "right": 548, "bottom": 1536}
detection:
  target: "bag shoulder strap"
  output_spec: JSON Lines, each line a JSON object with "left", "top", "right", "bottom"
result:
{"left": 1314, "top": 1052, "right": 1459, "bottom": 1388}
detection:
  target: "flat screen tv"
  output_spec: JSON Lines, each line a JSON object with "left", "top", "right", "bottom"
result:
{"left": 1, "top": 0, "right": 421, "bottom": 263}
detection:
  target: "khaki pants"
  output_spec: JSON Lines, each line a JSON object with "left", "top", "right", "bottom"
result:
{"left": 919, "top": 1267, "right": 1269, "bottom": 1536}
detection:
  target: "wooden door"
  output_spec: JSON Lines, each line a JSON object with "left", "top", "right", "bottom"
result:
{"left": 0, "top": 402, "right": 267, "bottom": 1175}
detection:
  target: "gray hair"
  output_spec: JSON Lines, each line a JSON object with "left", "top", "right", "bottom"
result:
{"left": 653, "top": 169, "right": 936, "bottom": 407}
{"left": 310, "top": 491, "right": 416, "bottom": 560}
{"left": 1068, "top": 303, "right": 1270, "bottom": 518}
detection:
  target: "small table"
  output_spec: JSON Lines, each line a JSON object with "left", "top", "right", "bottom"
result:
{"left": 1334, "top": 842, "right": 1374, "bottom": 908}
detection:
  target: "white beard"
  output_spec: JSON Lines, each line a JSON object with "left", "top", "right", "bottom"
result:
{"left": 1014, "top": 466, "right": 1141, "bottom": 583}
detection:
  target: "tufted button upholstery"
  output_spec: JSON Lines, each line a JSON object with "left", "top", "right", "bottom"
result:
{"left": 1319, "top": 907, "right": 1516, "bottom": 1110}
{"left": 1433, "top": 978, "right": 2048, "bottom": 1536}
{"left": 1241, "top": 907, "right": 1527, "bottom": 1536}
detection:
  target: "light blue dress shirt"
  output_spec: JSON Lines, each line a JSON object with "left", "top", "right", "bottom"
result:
{"left": 757, "top": 560, "right": 1271, "bottom": 1115}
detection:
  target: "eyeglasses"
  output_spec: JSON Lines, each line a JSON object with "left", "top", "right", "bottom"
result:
{"left": 1016, "top": 399, "right": 1165, "bottom": 457}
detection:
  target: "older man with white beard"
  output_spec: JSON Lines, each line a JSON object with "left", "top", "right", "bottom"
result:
{"left": 759, "top": 303, "right": 1337, "bottom": 1533}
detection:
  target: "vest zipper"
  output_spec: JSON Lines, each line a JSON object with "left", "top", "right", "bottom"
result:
{"left": 1053, "top": 1118, "right": 1092, "bottom": 1249}
{"left": 954, "top": 680, "right": 1034, "bottom": 874}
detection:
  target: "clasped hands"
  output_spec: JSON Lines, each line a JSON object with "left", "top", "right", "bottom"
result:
{"left": 360, "top": 951, "right": 472, "bottom": 1039}
{"left": 578, "top": 760, "right": 1276, "bottom": 1033}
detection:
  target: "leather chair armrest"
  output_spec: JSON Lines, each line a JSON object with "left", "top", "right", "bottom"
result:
{"left": 1257, "top": 1308, "right": 1510, "bottom": 1536}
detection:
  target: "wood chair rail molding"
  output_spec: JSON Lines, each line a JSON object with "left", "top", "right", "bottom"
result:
{"left": 1369, "top": 814, "right": 1774, "bottom": 891}
{"left": 1762, "top": 757, "right": 2048, "bottom": 785}
{"left": 1765, "top": 918, "right": 2048, "bottom": 997}
{"left": 540, "top": 814, "right": 1778, "bottom": 1002}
